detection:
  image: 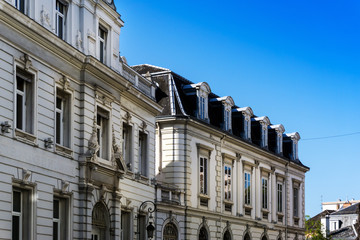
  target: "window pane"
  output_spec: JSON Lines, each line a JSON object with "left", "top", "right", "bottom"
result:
{"left": 56, "top": 112, "right": 61, "bottom": 144}
{"left": 12, "top": 216, "right": 20, "bottom": 240}
{"left": 13, "top": 191, "right": 21, "bottom": 212}
{"left": 53, "top": 199, "right": 59, "bottom": 219}
{"left": 53, "top": 222, "right": 58, "bottom": 240}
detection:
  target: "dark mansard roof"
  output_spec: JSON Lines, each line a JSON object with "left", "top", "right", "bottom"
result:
{"left": 132, "top": 64, "right": 309, "bottom": 169}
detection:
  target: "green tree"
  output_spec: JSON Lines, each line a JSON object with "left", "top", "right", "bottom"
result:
{"left": 305, "top": 215, "right": 331, "bottom": 240}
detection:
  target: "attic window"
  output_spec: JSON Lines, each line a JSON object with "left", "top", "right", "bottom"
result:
{"left": 183, "top": 82, "right": 211, "bottom": 121}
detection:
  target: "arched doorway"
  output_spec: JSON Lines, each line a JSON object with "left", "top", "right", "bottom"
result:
{"left": 163, "top": 222, "right": 178, "bottom": 240}
{"left": 92, "top": 202, "right": 110, "bottom": 240}
{"left": 244, "top": 232, "right": 251, "bottom": 240}
{"left": 262, "top": 235, "right": 268, "bottom": 240}
{"left": 224, "top": 230, "right": 231, "bottom": 240}
{"left": 199, "top": 226, "right": 208, "bottom": 240}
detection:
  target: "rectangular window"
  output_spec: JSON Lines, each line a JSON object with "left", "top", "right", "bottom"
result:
{"left": 262, "top": 178, "right": 268, "bottom": 209}
{"left": 244, "top": 172, "right": 251, "bottom": 205}
{"left": 199, "top": 96, "right": 205, "bottom": 119}
{"left": 138, "top": 131, "right": 147, "bottom": 177}
{"left": 96, "top": 107, "right": 109, "bottom": 160}
{"left": 56, "top": 89, "right": 70, "bottom": 147}
{"left": 224, "top": 165, "right": 232, "bottom": 201}
{"left": 199, "top": 157, "right": 208, "bottom": 195}
{"left": 15, "top": 0, "right": 25, "bottom": 14}
{"left": 12, "top": 188, "right": 31, "bottom": 240}
{"left": 138, "top": 214, "right": 146, "bottom": 240}
{"left": 98, "top": 26, "right": 107, "bottom": 63}
{"left": 121, "top": 211, "right": 131, "bottom": 240}
{"left": 224, "top": 110, "right": 231, "bottom": 131}
{"left": 16, "top": 69, "right": 34, "bottom": 134}
{"left": 53, "top": 197, "right": 68, "bottom": 240}
{"left": 277, "top": 183, "right": 283, "bottom": 212}
{"left": 122, "top": 123, "right": 132, "bottom": 170}
{"left": 293, "top": 187, "right": 299, "bottom": 217}
{"left": 55, "top": 1, "right": 66, "bottom": 40}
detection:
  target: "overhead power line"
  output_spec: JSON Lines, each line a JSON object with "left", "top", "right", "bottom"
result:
{"left": 302, "top": 131, "right": 360, "bottom": 141}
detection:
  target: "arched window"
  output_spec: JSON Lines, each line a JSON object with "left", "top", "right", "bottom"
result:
{"left": 244, "top": 233, "right": 251, "bottom": 240}
{"left": 163, "top": 222, "right": 178, "bottom": 240}
{"left": 199, "top": 226, "right": 208, "bottom": 240}
{"left": 92, "top": 202, "right": 110, "bottom": 240}
{"left": 224, "top": 230, "right": 231, "bottom": 240}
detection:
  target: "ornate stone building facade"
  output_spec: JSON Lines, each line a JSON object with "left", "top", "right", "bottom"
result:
{"left": 133, "top": 64, "right": 309, "bottom": 240}
{"left": 0, "top": 0, "right": 308, "bottom": 239}
{"left": 0, "top": 0, "right": 161, "bottom": 239}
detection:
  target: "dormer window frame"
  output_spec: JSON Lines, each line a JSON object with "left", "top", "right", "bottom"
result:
{"left": 269, "top": 124, "right": 285, "bottom": 155}
{"left": 253, "top": 116, "right": 270, "bottom": 149}
{"left": 210, "top": 96, "right": 234, "bottom": 132}
{"left": 183, "top": 82, "right": 211, "bottom": 122}
{"left": 224, "top": 105, "right": 232, "bottom": 132}
{"left": 286, "top": 132, "right": 300, "bottom": 160}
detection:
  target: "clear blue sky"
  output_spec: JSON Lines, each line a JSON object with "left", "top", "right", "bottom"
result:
{"left": 114, "top": 0, "right": 360, "bottom": 217}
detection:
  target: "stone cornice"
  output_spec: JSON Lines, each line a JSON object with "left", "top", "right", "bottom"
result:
{"left": 156, "top": 116, "right": 309, "bottom": 172}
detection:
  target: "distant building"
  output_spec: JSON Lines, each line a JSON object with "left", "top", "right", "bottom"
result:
{"left": 310, "top": 201, "right": 360, "bottom": 240}
{"left": 322, "top": 199, "right": 360, "bottom": 211}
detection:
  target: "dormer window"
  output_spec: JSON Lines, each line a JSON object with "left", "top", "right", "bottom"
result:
{"left": 209, "top": 96, "right": 234, "bottom": 132}
{"left": 183, "top": 82, "right": 211, "bottom": 121}
{"left": 287, "top": 132, "right": 300, "bottom": 160}
{"left": 232, "top": 107, "right": 253, "bottom": 140}
{"left": 252, "top": 116, "right": 270, "bottom": 148}
{"left": 224, "top": 107, "right": 231, "bottom": 131}
{"left": 269, "top": 124, "right": 285, "bottom": 155}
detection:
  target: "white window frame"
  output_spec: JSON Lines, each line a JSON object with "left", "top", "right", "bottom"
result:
{"left": 121, "top": 210, "right": 132, "bottom": 240}
{"left": 199, "top": 156, "right": 208, "bottom": 195}
{"left": 55, "top": 0, "right": 66, "bottom": 40}
{"left": 277, "top": 183, "right": 283, "bottom": 213}
{"left": 244, "top": 171, "right": 251, "bottom": 205}
{"left": 224, "top": 109, "right": 231, "bottom": 131}
{"left": 98, "top": 25, "right": 107, "bottom": 63}
{"left": 96, "top": 107, "right": 110, "bottom": 160}
{"left": 262, "top": 177, "right": 268, "bottom": 209}
{"left": 224, "top": 164, "right": 232, "bottom": 201}
{"left": 53, "top": 196, "right": 69, "bottom": 240}
{"left": 15, "top": 0, "right": 26, "bottom": 14}
{"left": 122, "top": 122, "right": 132, "bottom": 170}
{"left": 293, "top": 187, "right": 299, "bottom": 217}
{"left": 12, "top": 187, "right": 32, "bottom": 240}
{"left": 138, "top": 130, "right": 148, "bottom": 177}
{"left": 15, "top": 67, "right": 36, "bottom": 135}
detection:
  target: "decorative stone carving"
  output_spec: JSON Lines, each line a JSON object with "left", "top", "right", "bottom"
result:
{"left": 40, "top": 5, "right": 51, "bottom": 27}
{"left": 139, "top": 120, "right": 147, "bottom": 131}
{"left": 20, "top": 54, "right": 32, "bottom": 71}
{"left": 88, "top": 116, "right": 99, "bottom": 159}
{"left": 59, "top": 75, "right": 70, "bottom": 91}
{"left": 123, "top": 111, "right": 131, "bottom": 123}
{"left": 76, "top": 30, "right": 83, "bottom": 49}
{"left": 112, "top": 125, "right": 126, "bottom": 172}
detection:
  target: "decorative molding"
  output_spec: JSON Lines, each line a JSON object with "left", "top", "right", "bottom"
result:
{"left": 76, "top": 30, "right": 83, "bottom": 49}
{"left": 139, "top": 120, "right": 147, "bottom": 131}
{"left": 20, "top": 54, "right": 32, "bottom": 71}
{"left": 40, "top": 5, "right": 51, "bottom": 27}
{"left": 88, "top": 116, "right": 100, "bottom": 160}
{"left": 123, "top": 111, "right": 132, "bottom": 123}
{"left": 59, "top": 75, "right": 70, "bottom": 91}
{"left": 22, "top": 169, "right": 31, "bottom": 184}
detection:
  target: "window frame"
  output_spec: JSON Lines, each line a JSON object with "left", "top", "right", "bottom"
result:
{"left": 122, "top": 122, "right": 133, "bottom": 171}
{"left": 53, "top": 196, "right": 69, "bottom": 240}
{"left": 262, "top": 177, "right": 268, "bottom": 209}
{"left": 199, "top": 156, "right": 208, "bottom": 195}
{"left": 96, "top": 106, "right": 110, "bottom": 160}
{"left": 138, "top": 130, "right": 148, "bottom": 177}
{"left": 98, "top": 24, "right": 108, "bottom": 64}
{"left": 244, "top": 171, "right": 251, "bottom": 206}
{"left": 224, "top": 164, "right": 232, "bottom": 201}
{"left": 55, "top": 0, "right": 67, "bottom": 40}
{"left": 14, "top": 66, "right": 37, "bottom": 140}
{"left": 121, "top": 210, "right": 132, "bottom": 240}
{"left": 55, "top": 88, "right": 72, "bottom": 148}
{"left": 277, "top": 182, "right": 283, "bottom": 213}
{"left": 12, "top": 187, "right": 32, "bottom": 240}
{"left": 15, "top": 0, "right": 26, "bottom": 14}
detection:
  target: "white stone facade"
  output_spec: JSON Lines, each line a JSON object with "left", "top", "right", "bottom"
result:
{"left": 0, "top": 0, "right": 161, "bottom": 239}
